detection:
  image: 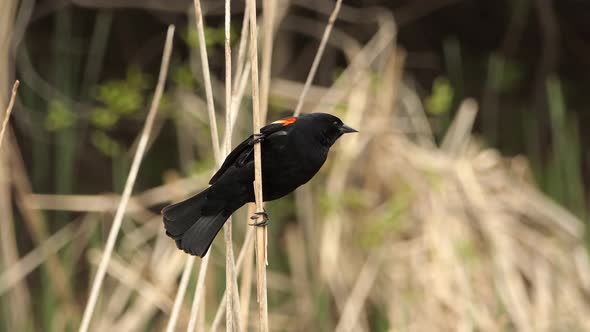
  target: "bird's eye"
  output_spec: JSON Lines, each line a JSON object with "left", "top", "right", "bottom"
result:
{"left": 333, "top": 121, "right": 339, "bottom": 126}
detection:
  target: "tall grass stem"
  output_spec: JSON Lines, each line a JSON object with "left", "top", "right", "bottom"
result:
{"left": 78, "top": 25, "right": 175, "bottom": 332}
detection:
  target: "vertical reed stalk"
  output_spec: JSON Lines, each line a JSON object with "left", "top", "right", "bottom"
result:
{"left": 293, "top": 0, "right": 343, "bottom": 116}
{"left": 176, "top": 2, "right": 223, "bottom": 331}
{"left": 78, "top": 25, "right": 175, "bottom": 332}
{"left": 223, "top": 0, "right": 241, "bottom": 330}
{"left": 167, "top": 256, "right": 196, "bottom": 332}
{"left": 260, "top": 0, "right": 276, "bottom": 122}
{"left": 233, "top": 0, "right": 250, "bottom": 93}
{"left": 239, "top": 205, "right": 256, "bottom": 329}
{"left": 0, "top": 80, "right": 18, "bottom": 147}
{"left": 184, "top": 0, "right": 243, "bottom": 329}
{"left": 210, "top": 229, "right": 255, "bottom": 332}
{"left": 185, "top": 254, "right": 209, "bottom": 332}
{"left": 248, "top": 0, "right": 269, "bottom": 330}
{"left": 0, "top": 81, "right": 30, "bottom": 330}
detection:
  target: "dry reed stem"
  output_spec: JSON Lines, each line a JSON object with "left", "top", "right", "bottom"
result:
{"left": 260, "top": 0, "right": 276, "bottom": 122}
{"left": 441, "top": 98, "right": 478, "bottom": 156}
{"left": 0, "top": 128, "right": 30, "bottom": 331}
{"left": 222, "top": 0, "right": 240, "bottom": 330}
{"left": 172, "top": 1, "right": 224, "bottom": 330}
{"left": 320, "top": 74, "right": 370, "bottom": 281}
{"left": 10, "top": 3, "right": 586, "bottom": 330}
{"left": 248, "top": 0, "right": 269, "bottom": 330}
{"left": 0, "top": 0, "right": 18, "bottom": 120}
{"left": 230, "top": 61, "right": 251, "bottom": 130}
{"left": 0, "top": 80, "right": 18, "bottom": 148}
{"left": 233, "top": 0, "right": 250, "bottom": 93}
{"left": 184, "top": 0, "right": 242, "bottom": 330}
{"left": 293, "top": 0, "right": 342, "bottom": 116}
{"left": 283, "top": 15, "right": 361, "bottom": 62}
{"left": 165, "top": 256, "right": 195, "bottom": 332}
{"left": 322, "top": 75, "right": 373, "bottom": 332}
{"left": 316, "top": 12, "right": 395, "bottom": 111}
{"left": 398, "top": 83, "right": 435, "bottom": 147}
{"left": 111, "top": 241, "right": 186, "bottom": 330}
{"left": 333, "top": 251, "right": 384, "bottom": 332}
{"left": 223, "top": 0, "right": 234, "bottom": 158}
{"left": 95, "top": 285, "right": 133, "bottom": 331}
{"left": 285, "top": 225, "right": 313, "bottom": 330}
{"left": 29, "top": 173, "right": 208, "bottom": 213}
{"left": 193, "top": 0, "right": 221, "bottom": 164}
{"left": 185, "top": 254, "right": 209, "bottom": 332}
{"left": 111, "top": 245, "right": 186, "bottom": 332}
{"left": 7, "top": 131, "right": 81, "bottom": 319}
{"left": 238, "top": 204, "right": 256, "bottom": 330}
{"left": 79, "top": 25, "right": 175, "bottom": 332}
{"left": 211, "top": 228, "right": 255, "bottom": 331}
{"left": 87, "top": 250, "right": 173, "bottom": 312}
{"left": 0, "top": 222, "right": 79, "bottom": 296}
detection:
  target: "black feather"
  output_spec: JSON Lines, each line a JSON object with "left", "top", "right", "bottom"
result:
{"left": 162, "top": 188, "right": 234, "bottom": 257}
{"left": 162, "top": 188, "right": 210, "bottom": 238}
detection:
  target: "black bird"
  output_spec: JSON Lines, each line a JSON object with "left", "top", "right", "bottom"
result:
{"left": 162, "top": 112, "right": 357, "bottom": 257}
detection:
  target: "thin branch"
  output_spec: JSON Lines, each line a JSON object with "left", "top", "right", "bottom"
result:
{"left": 0, "top": 80, "right": 19, "bottom": 148}
{"left": 248, "top": 0, "right": 269, "bottom": 330}
{"left": 78, "top": 25, "right": 175, "bottom": 332}
{"left": 293, "top": 0, "right": 342, "bottom": 116}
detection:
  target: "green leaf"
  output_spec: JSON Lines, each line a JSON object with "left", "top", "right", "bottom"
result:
{"left": 94, "top": 65, "right": 150, "bottom": 117}
{"left": 489, "top": 55, "right": 524, "bottom": 94}
{"left": 91, "top": 130, "right": 122, "bottom": 157}
{"left": 173, "top": 64, "right": 196, "bottom": 90}
{"left": 126, "top": 65, "right": 150, "bottom": 90}
{"left": 90, "top": 107, "right": 120, "bottom": 129}
{"left": 45, "top": 99, "right": 75, "bottom": 131}
{"left": 183, "top": 25, "right": 231, "bottom": 49}
{"left": 425, "top": 77, "right": 454, "bottom": 115}
{"left": 96, "top": 82, "right": 143, "bottom": 115}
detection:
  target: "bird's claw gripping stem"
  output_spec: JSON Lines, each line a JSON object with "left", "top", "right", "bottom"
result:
{"left": 249, "top": 210, "right": 269, "bottom": 227}
{"left": 251, "top": 133, "right": 265, "bottom": 145}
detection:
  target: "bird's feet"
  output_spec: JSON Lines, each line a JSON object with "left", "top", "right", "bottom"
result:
{"left": 249, "top": 210, "right": 269, "bottom": 227}
{"left": 251, "top": 133, "right": 265, "bottom": 145}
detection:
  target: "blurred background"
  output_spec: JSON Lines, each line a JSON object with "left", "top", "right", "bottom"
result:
{"left": 1, "top": 0, "right": 590, "bottom": 331}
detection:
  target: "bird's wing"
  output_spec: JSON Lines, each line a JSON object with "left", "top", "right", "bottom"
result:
{"left": 209, "top": 118, "right": 296, "bottom": 185}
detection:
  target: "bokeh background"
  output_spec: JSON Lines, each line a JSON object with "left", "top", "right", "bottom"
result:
{"left": 1, "top": 0, "right": 590, "bottom": 331}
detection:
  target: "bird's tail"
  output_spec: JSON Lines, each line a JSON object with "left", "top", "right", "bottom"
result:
{"left": 162, "top": 188, "right": 231, "bottom": 257}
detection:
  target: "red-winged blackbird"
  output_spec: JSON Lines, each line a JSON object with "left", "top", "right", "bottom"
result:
{"left": 162, "top": 112, "right": 357, "bottom": 257}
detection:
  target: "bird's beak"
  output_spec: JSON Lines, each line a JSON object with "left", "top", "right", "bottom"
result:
{"left": 339, "top": 124, "right": 358, "bottom": 134}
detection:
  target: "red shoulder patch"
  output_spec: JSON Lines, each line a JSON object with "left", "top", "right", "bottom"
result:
{"left": 272, "top": 117, "right": 297, "bottom": 126}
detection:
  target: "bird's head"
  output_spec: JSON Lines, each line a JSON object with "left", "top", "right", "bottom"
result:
{"left": 296, "top": 113, "right": 358, "bottom": 147}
